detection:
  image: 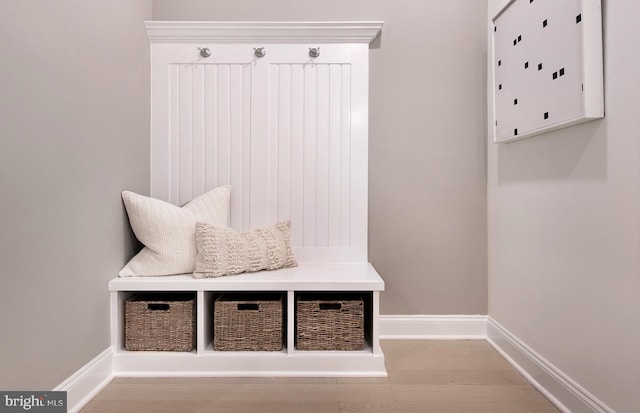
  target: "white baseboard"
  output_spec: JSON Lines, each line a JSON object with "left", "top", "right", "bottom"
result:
{"left": 53, "top": 316, "right": 614, "bottom": 413}
{"left": 379, "top": 315, "right": 487, "bottom": 339}
{"left": 53, "top": 348, "right": 114, "bottom": 413}
{"left": 486, "top": 317, "right": 614, "bottom": 413}
{"left": 53, "top": 315, "right": 485, "bottom": 411}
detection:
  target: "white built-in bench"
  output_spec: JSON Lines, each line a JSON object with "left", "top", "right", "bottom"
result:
{"left": 109, "top": 263, "right": 385, "bottom": 376}
{"left": 109, "top": 21, "right": 385, "bottom": 377}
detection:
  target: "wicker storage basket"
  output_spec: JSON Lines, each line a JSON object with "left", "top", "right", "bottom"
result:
{"left": 213, "top": 294, "right": 284, "bottom": 351}
{"left": 296, "top": 295, "right": 365, "bottom": 351}
{"left": 125, "top": 294, "right": 196, "bottom": 352}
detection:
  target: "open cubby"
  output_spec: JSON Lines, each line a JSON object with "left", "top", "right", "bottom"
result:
{"left": 209, "top": 291, "right": 287, "bottom": 352}
{"left": 295, "top": 292, "right": 373, "bottom": 351}
{"left": 109, "top": 264, "right": 386, "bottom": 376}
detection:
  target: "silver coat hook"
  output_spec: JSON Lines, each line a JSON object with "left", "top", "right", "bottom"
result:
{"left": 198, "top": 47, "right": 211, "bottom": 58}
{"left": 309, "top": 47, "right": 320, "bottom": 58}
{"left": 254, "top": 47, "right": 266, "bottom": 58}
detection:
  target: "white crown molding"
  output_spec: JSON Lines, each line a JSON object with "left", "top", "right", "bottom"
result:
{"left": 145, "top": 21, "right": 384, "bottom": 43}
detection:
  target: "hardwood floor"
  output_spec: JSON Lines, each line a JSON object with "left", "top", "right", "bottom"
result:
{"left": 80, "top": 340, "right": 560, "bottom": 413}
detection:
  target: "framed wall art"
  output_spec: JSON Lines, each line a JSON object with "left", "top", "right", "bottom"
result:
{"left": 491, "top": 0, "right": 604, "bottom": 143}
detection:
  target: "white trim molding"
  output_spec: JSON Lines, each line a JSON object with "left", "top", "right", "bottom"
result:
{"left": 53, "top": 316, "right": 616, "bottom": 413}
{"left": 486, "top": 317, "right": 614, "bottom": 413}
{"left": 145, "top": 21, "right": 384, "bottom": 44}
{"left": 379, "top": 315, "right": 487, "bottom": 340}
{"left": 53, "top": 348, "right": 114, "bottom": 413}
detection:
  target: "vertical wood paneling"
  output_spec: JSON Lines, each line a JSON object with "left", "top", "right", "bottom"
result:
{"left": 166, "top": 63, "right": 253, "bottom": 229}
{"left": 159, "top": 58, "right": 355, "bottom": 253}
{"left": 315, "top": 64, "right": 331, "bottom": 248}
{"left": 228, "top": 64, "right": 249, "bottom": 230}
{"left": 303, "top": 64, "right": 317, "bottom": 248}
{"left": 250, "top": 60, "right": 269, "bottom": 230}
{"left": 262, "top": 63, "right": 353, "bottom": 249}
{"left": 168, "top": 64, "right": 180, "bottom": 205}
{"left": 192, "top": 65, "right": 206, "bottom": 198}
{"left": 290, "top": 64, "right": 305, "bottom": 247}
{"left": 217, "top": 65, "right": 231, "bottom": 188}
{"left": 328, "top": 64, "right": 343, "bottom": 247}
{"left": 241, "top": 65, "right": 252, "bottom": 231}
{"left": 229, "top": 64, "right": 245, "bottom": 229}
{"left": 204, "top": 65, "right": 219, "bottom": 191}
{"left": 277, "top": 65, "right": 292, "bottom": 224}
{"left": 267, "top": 64, "right": 280, "bottom": 225}
{"left": 178, "top": 65, "right": 193, "bottom": 206}
{"left": 341, "top": 64, "right": 352, "bottom": 247}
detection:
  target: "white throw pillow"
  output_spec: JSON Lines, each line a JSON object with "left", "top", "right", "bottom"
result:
{"left": 193, "top": 221, "right": 297, "bottom": 278}
{"left": 119, "top": 186, "right": 231, "bottom": 277}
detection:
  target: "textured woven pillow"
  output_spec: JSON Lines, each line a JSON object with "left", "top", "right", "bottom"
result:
{"left": 194, "top": 221, "right": 297, "bottom": 278}
{"left": 119, "top": 186, "right": 231, "bottom": 277}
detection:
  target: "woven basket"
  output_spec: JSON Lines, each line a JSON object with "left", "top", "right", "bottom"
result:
{"left": 125, "top": 294, "right": 196, "bottom": 352}
{"left": 213, "top": 294, "right": 284, "bottom": 351}
{"left": 296, "top": 295, "right": 365, "bottom": 351}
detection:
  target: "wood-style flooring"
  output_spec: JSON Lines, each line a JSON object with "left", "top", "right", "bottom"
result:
{"left": 80, "top": 340, "right": 560, "bottom": 413}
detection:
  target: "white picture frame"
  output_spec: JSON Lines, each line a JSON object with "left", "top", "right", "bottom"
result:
{"left": 491, "top": 0, "right": 604, "bottom": 143}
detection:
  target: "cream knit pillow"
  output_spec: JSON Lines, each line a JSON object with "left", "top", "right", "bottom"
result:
{"left": 119, "top": 186, "right": 231, "bottom": 277}
{"left": 193, "top": 221, "right": 297, "bottom": 278}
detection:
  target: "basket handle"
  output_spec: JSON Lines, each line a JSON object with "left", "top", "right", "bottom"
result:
{"left": 237, "top": 303, "right": 259, "bottom": 311}
{"left": 148, "top": 303, "right": 170, "bottom": 311}
{"left": 319, "top": 303, "right": 342, "bottom": 310}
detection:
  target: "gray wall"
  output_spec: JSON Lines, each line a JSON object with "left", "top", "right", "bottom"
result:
{"left": 487, "top": 1, "right": 640, "bottom": 412}
{"left": 152, "top": 0, "right": 489, "bottom": 315}
{"left": 0, "top": 1, "right": 151, "bottom": 390}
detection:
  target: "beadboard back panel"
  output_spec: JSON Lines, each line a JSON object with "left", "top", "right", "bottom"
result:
{"left": 150, "top": 43, "right": 370, "bottom": 262}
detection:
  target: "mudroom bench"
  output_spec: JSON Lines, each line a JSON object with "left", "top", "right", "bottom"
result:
{"left": 109, "top": 263, "right": 386, "bottom": 377}
{"left": 111, "top": 20, "right": 386, "bottom": 377}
